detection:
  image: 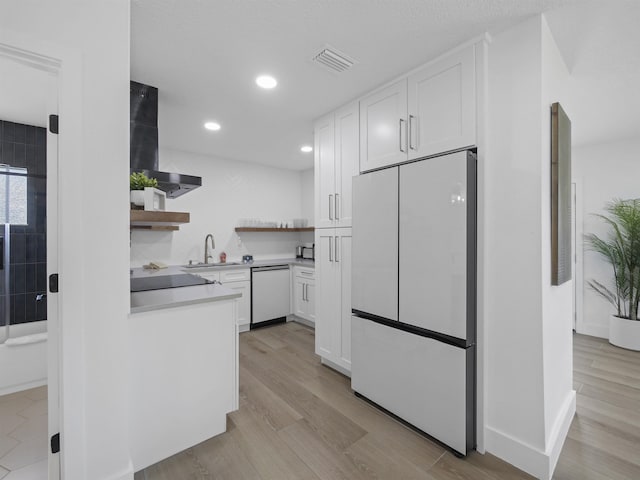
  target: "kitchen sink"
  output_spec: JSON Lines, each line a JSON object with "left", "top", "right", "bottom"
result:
{"left": 183, "top": 262, "right": 241, "bottom": 269}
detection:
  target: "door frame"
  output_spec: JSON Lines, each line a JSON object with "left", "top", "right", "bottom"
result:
{"left": 0, "top": 30, "right": 85, "bottom": 479}
{"left": 572, "top": 180, "right": 584, "bottom": 334}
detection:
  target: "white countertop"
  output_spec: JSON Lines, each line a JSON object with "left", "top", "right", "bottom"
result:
{"left": 129, "top": 258, "right": 314, "bottom": 313}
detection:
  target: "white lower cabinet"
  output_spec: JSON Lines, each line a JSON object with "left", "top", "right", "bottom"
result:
{"left": 315, "top": 227, "right": 352, "bottom": 373}
{"left": 199, "top": 269, "right": 251, "bottom": 332}
{"left": 292, "top": 266, "right": 316, "bottom": 323}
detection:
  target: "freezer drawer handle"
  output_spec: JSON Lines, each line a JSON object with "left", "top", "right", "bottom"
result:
{"left": 335, "top": 237, "right": 339, "bottom": 262}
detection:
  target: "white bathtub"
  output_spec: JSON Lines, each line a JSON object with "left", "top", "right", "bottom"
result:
{"left": 0, "top": 320, "right": 47, "bottom": 396}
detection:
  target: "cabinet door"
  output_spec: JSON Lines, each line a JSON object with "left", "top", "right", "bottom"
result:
{"left": 335, "top": 102, "right": 359, "bottom": 227}
{"left": 359, "top": 79, "right": 408, "bottom": 172}
{"left": 305, "top": 280, "right": 316, "bottom": 324}
{"left": 314, "top": 113, "right": 336, "bottom": 228}
{"left": 407, "top": 46, "right": 476, "bottom": 159}
{"left": 337, "top": 228, "right": 352, "bottom": 369}
{"left": 315, "top": 229, "right": 338, "bottom": 359}
{"left": 293, "top": 277, "right": 306, "bottom": 318}
{"left": 227, "top": 281, "right": 251, "bottom": 329}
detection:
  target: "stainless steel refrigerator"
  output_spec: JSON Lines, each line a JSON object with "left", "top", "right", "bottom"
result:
{"left": 351, "top": 150, "right": 476, "bottom": 456}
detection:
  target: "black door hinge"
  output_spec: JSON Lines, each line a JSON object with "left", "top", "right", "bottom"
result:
{"left": 51, "top": 433, "right": 60, "bottom": 454}
{"left": 49, "top": 114, "right": 59, "bottom": 134}
{"left": 49, "top": 274, "right": 59, "bottom": 293}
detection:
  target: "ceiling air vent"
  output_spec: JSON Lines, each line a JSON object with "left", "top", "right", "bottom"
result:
{"left": 312, "top": 46, "right": 355, "bottom": 73}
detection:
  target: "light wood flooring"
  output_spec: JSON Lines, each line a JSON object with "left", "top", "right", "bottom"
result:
{"left": 134, "top": 323, "right": 640, "bottom": 480}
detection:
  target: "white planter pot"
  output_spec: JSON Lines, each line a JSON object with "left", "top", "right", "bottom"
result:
{"left": 609, "top": 315, "right": 640, "bottom": 351}
{"left": 130, "top": 190, "right": 144, "bottom": 207}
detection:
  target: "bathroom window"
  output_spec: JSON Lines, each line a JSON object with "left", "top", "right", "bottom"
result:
{"left": 0, "top": 166, "right": 28, "bottom": 225}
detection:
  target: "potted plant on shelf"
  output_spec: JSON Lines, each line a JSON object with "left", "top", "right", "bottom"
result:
{"left": 585, "top": 198, "right": 640, "bottom": 351}
{"left": 130, "top": 172, "right": 158, "bottom": 209}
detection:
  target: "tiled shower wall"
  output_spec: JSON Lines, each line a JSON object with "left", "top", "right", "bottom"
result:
{"left": 0, "top": 120, "right": 47, "bottom": 325}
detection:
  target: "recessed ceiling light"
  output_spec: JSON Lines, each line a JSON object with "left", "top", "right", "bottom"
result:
{"left": 300, "top": 145, "right": 313, "bottom": 153}
{"left": 204, "top": 121, "right": 221, "bottom": 131}
{"left": 256, "top": 75, "right": 277, "bottom": 89}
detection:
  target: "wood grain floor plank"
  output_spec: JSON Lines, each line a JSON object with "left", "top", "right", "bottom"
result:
{"left": 228, "top": 414, "right": 320, "bottom": 480}
{"left": 574, "top": 371, "right": 640, "bottom": 401}
{"left": 344, "top": 433, "right": 438, "bottom": 480}
{"left": 462, "top": 451, "right": 536, "bottom": 480}
{"left": 278, "top": 418, "right": 372, "bottom": 480}
{"left": 237, "top": 365, "right": 304, "bottom": 432}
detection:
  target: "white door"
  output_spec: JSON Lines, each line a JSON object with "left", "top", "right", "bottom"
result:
{"left": 359, "top": 79, "right": 408, "bottom": 172}
{"left": 399, "top": 152, "right": 469, "bottom": 340}
{"left": 352, "top": 168, "right": 399, "bottom": 321}
{"left": 337, "top": 229, "right": 352, "bottom": 368}
{"left": 314, "top": 113, "right": 335, "bottom": 228}
{"left": 335, "top": 102, "right": 359, "bottom": 227}
{"left": 408, "top": 46, "right": 476, "bottom": 159}
{"left": 315, "top": 229, "right": 338, "bottom": 359}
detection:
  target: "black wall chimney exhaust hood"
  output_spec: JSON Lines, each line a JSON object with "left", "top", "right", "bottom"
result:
{"left": 130, "top": 81, "right": 201, "bottom": 198}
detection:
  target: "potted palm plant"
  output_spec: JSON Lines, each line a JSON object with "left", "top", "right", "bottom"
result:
{"left": 130, "top": 172, "right": 158, "bottom": 208}
{"left": 585, "top": 198, "right": 640, "bottom": 350}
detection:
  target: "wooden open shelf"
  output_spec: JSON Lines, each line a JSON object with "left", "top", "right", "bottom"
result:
{"left": 130, "top": 210, "right": 190, "bottom": 231}
{"left": 235, "top": 227, "right": 315, "bottom": 233}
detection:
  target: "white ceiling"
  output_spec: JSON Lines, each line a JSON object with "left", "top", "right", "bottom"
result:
{"left": 130, "top": 0, "right": 640, "bottom": 171}
{"left": 2, "top": 1, "right": 638, "bottom": 170}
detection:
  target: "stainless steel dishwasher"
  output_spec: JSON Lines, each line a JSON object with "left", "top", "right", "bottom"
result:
{"left": 251, "top": 265, "right": 290, "bottom": 329}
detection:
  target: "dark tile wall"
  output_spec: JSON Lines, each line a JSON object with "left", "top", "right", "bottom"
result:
{"left": 0, "top": 120, "right": 47, "bottom": 325}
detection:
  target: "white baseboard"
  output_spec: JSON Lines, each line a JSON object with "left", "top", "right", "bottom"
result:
{"left": 289, "top": 315, "right": 315, "bottom": 329}
{"left": 576, "top": 322, "right": 607, "bottom": 339}
{"left": 485, "top": 391, "right": 576, "bottom": 480}
{"left": 108, "top": 461, "right": 134, "bottom": 480}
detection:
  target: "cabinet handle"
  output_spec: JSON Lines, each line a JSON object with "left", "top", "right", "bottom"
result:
{"left": 409, "top": 115, "right": 416, "bottom": 150}
{"left": 335, "top": 193, "right": 340, "bottom": 220}
{"left": 304, "top": 283, "right": 308, "bottom": 302}
{"left": 399, "top": 118, "right": 405, "bottom": 153}
{"left": 302, "top": 283, "right": 306, "bottom": 301}
{"left": 335, "top": 237, "right": 339, "bottom": 262}
{"left": 329, "top": 194, "right": 334, "bottom": 220}
{"left": 329, "top": 236, "right": 333, "bottom": 262}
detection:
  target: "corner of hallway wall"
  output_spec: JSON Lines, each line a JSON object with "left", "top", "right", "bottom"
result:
{"left": 539, "top": 14, "right": 575, "bottom": 477}
{"left": 485, "top": 13, "right": 577, "bottom": 480}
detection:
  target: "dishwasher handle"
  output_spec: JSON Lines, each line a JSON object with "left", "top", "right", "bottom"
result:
{"left": 251, "top": 265, "right": 290, "bottom": 272}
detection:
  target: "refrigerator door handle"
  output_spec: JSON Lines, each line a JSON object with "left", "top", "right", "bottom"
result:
{"left": 399, "top": 118, "right": 406, "bottom": 153}
{"left": 335, "top": 193, "right": 340, "bottom": 220}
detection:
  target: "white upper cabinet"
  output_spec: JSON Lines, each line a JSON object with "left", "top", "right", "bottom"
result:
{"left": 359, "top": 80, "right": 408, "bottom": 172}
{"left": 359, "top": 44, "right": 477, "bottom": 172}
{"left": 407, "top": 46, "right": 476, "bottom": 159}
{"left": 314, "top": 102, "right": 359, "bottom": 228}
{"left": 314, "top": 113, "right": 335, "bottom": 228}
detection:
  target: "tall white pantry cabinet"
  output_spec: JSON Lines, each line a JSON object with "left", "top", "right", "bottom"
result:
{"left": 314, "top": 101, "right": 358, "bottom": 373}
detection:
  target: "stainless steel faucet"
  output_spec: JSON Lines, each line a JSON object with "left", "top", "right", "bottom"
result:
{"left": 204, "top": 234, "right": 215, "bottom": 264}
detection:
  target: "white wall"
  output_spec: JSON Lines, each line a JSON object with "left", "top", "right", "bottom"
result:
{"left": 484, "top": 15, "right": 574, "bottom": 480}
{"left": 131, "top": 149, "right": 312, "bottom": 267}
{"left": 1, "top": 1, "right": 132, "bottom": 479}
{"left": 301, "top": 168, "right": 314, "bottom": 222}
{"left": 573, "top": 137, "right": 640, "bottom": 337}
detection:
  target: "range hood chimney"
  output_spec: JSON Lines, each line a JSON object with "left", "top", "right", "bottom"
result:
{"left": 130, "top": 81, "right": 201, "bottom": 198}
